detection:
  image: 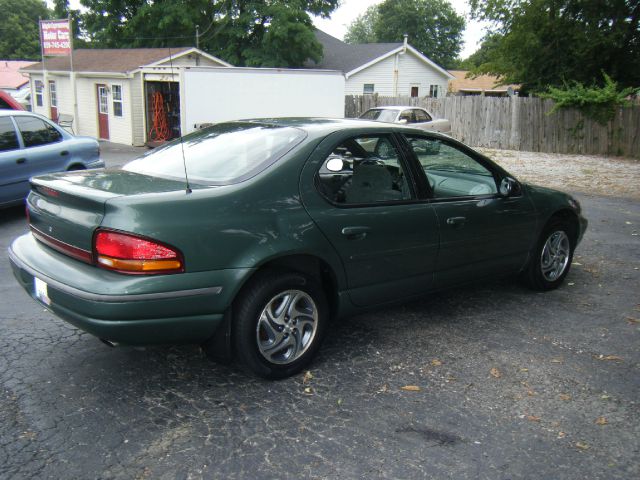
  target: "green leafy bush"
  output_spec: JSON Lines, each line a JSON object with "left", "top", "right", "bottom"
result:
{"left": 541, "top": 73, "right": 638, "bottom": 125}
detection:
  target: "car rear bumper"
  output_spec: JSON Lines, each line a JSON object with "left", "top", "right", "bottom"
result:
{"left": 9, "top": 233, "right": 252, "bottom": 345}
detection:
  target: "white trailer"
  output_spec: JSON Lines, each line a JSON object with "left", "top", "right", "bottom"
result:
{"left": 181, "top": 67, "right": 345, "bottom": 134}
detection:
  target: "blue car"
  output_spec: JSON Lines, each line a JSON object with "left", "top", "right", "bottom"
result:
{"left": 0, "top": 110, "right": 103, "bottom": 208}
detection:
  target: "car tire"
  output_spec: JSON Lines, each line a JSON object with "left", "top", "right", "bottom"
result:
{"left": 232, "top": 269, "right": 328, "bottom": 379}
{"left": 523, "top": 219, "right": 574, "bottom": 291}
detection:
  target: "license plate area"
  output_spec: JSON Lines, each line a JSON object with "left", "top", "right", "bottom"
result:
{"left": 34, "top": 277, "right": 51, "bottom": 306}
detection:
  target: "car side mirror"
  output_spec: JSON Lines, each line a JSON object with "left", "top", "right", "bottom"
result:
{"left": 326, "top": 157, "right": 345, "bottom": 172}
{"left": 499, "top": 177, "right": 518, "bottom": 197}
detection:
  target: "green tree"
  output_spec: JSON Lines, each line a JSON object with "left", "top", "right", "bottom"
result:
{"left": 344, "top": 5, "right": 379, "bottom": 44}
{"left": 0, "top": 0, "right": 50, "bottom": 60}
{"left": 78, "top": 0, "right": 338, "bottom": 67}
{"left": 344, "top": 0, "right": 465, "bottom": 68}
{"left": 468, "top": 0, "right": 640, "bottom": 92}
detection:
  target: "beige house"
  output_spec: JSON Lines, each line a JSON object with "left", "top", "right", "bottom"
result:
{"left": 448, "top": 70, "right": 521, "bottom": 96}
{"left": 22, "top": 47, "right": 231, "bottom": 146}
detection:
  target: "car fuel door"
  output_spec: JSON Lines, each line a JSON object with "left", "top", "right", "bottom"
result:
{"left": 300, "top": 131, "right": 439, "bottom": 307}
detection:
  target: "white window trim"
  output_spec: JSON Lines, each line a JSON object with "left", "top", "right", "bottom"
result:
{"left": 363, "top": 83, "right": 375, "bottom": 95}
{"left": 112, "top": 84, "right": 123, "bottom": 117}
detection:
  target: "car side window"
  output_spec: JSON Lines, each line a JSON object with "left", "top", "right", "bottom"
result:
{"left": 0, "top": 117, "right": 20, "bottom": 152}
{"left": 14, "top": 116, "right": 62, "bottom": 148}
{"left": 404, "top": 135, "right": 498, "bottom": 198}
{"left": 317, "top": 135, "right": 412, "bottom": 205}
{"left": 399, "top": 110, "right": 414, "bottom": 123}
{"left": 414, "top": 109, "right": 431, "bottom": 122}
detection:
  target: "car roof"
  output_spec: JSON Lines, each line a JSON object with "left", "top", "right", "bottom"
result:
{"left": 366, "top": 106, "right": 427, "bottom": 111}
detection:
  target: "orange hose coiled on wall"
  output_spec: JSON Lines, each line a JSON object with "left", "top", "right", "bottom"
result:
{"left": 147, "top": 91, "right": 170, "bottom": 141}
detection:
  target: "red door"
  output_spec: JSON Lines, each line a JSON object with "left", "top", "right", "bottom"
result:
{"left": 411, "top": 86, "right": 419, "bottom": 97}
{"left": 49, "top": 80, "right": 58, "bottom": 121}
{"left": 96, "top": 84, "right": 110, "bottom": 140}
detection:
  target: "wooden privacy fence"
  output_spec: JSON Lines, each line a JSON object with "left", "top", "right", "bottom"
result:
{"left": 345, "top": 95, "right": 640, "bottom": 158}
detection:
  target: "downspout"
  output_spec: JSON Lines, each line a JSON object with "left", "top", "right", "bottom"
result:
{"left": 394, "top": 34, "right": 408, "bottom": 97}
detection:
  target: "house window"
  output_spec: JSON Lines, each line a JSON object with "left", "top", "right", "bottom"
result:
{"left": 363, "top": 84, "right": 375, "bottom": 95}
{"left": 411, "top": 86, "right": 419, "bottom": 97}
{"left": 429, "top": 85, "right": 439, "bottom": 98}
{"left": 112, "top": 84, "right": 123, "bottom": 117}
{"left": 49, "top": 81, "right": 57, "bottom": 107}
{"left": 35, "top": 81, "right": 44, "bottom": 107}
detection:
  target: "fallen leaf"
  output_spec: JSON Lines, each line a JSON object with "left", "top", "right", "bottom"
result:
{"left": 572, "top": 262, "right": 582, "bottom": 266}
{"left": 559, "top": 394, "right": 571, "bottom": 401}
{"left": 568, "top": 282, "right": 575, "bottom": 286}
{"left": 400, "top": 385, "right": 422, "bottom": 392}
{"left": 551, "top": 358, "right": 563, "bottom": 364}
{"left": 625, "top": 221, "right": 632, "bottom": 225}
{"left": 490, "top": 367, "right": 502, "bottom": 378}
{"left": 594, "top": 355, "right": 623, "bottom": 362}
{"left": 595, "top": 417, "right": 608, "bottom": 425}
{"left": 377, "top": 384, "right": 390, "bottom": 394}
{"left": 303, "top": 387, "right": 313, "bottom": 394}
{"left": 558, "top": 431, "right": 566, "bottom": 439}
{"left": 527, "top": 415, "right": 541, "bottom": 422}
{"left": 625, "top": 316, "right": 640, "bottom": 325}
{"left": 575, "top": 442, "right": 589, "bottom": 450}
{"left": 527, "top": 389, "right": 536, "bottom": 396}
{"left": 520, "top": 368, "right": 529, "bottom": 372}
{"left": 302, "top": 370, "right": 313, "bottom": 384}
{"left": 337, "top": 398, "right": 343, "bottom": 406}
{"left": 430, "top": 359, "right": 443, "bottom": 366}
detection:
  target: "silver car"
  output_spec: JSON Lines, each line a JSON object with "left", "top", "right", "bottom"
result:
{"left": 0, "top": 110, "right": 103, "bottom": 207}
{"left": 359, "top": 106, "right": 451, "bottom": 134}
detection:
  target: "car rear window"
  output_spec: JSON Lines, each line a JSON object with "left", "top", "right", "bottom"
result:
{"left": 359, "top": 109, "right": 398, "bottom": 123}
{"left": 123, "top": 123, "right": 306, "bottom": 185}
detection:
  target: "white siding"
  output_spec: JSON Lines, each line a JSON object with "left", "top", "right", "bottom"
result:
{"left": 75, "top": 77, "right": 99, "bottom": 138}
{"left": 167, "top": 54, "right": 227, "bottom": 67}
{"left": 28, "top": 73, "right": 74, "bottom": 119}
{"left": 130, "top": 72, "right": 145, "bottom": 146}
{"left": 345, "top": 50, "right": 449, "bottom": 98}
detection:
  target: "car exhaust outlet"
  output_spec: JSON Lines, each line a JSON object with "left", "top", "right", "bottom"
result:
{"left": 100, "top": 338, "right": 118, "bottom": 348}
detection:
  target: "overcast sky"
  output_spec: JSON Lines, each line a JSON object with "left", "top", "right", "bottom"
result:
{"left": 313, "top": 0, "right": 489, "bottom": 58}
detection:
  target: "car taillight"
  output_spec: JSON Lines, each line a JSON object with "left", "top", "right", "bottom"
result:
{"left": 93, "top": 229, "right": 184, "bottom": 274}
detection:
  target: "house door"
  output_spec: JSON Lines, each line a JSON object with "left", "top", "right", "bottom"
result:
{"left": 96, "top": 84, "right": 110, "bottom": 140}
{"left": 48, "top": 81, "right": 58, "bottom": 121}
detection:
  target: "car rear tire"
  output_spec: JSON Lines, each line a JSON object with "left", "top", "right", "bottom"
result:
{"left": 232, "top": 270, "right": 328, "bottom": 379}
{"left": 523, "top": 219, "right": 574, "bottom": 291}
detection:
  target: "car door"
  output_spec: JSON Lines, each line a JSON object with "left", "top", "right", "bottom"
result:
{"left": 301, "top": 130, "right": 439, "bottom": 307}
{"left": 12, "top": 115, "right": 67, "bottom": 179}
{"left": 401, "top": 133, "right": 538, "bottom": 287}
{"left": 0, "top": 116, "right": 30, "bottom": 205}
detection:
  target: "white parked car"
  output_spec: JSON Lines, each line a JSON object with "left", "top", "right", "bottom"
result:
{"left": 359, "top": 106, "right": 451, "bottom": 134}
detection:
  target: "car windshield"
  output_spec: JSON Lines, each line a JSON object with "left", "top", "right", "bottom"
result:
{"left": 123, "top": 123, "right": 306, "bottom": 185}
{"left": 360, "top": 109, "right": 398, "bottom": 123}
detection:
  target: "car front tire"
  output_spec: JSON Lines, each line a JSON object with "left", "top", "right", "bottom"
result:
{"left": 232, "top": 270, "right": 328, "bottom": 379}
{"left": 524, "top": 219, "right": 574, "bottom": 291}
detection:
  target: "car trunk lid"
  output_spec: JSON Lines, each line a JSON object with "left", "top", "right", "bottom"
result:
{"left": 27, "top": 170, "right": 192, "bottom": 263}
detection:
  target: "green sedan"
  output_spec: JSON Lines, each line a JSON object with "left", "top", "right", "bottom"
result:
{"left": 9, "top": 119, "right": 587, "bottom": 378}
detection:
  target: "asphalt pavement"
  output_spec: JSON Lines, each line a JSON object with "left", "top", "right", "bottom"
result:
{"left": 0, "top": 144, "right": 638, "bottom": 479}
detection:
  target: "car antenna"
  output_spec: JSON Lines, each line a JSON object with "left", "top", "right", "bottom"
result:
{"left": 168, "top": 46, "right": 192, "bottom": 194}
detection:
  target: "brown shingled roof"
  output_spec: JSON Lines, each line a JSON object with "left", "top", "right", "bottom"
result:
{"left": 22, "top": 48, "right": 192, "bottom": 74}
{"left": 449, "top": 70, "right": 520, "bottom": 93}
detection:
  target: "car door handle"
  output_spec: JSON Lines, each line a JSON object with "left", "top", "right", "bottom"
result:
{"left": 341, "top": 226, "right": 370, "bottom": 240}
{"left": 16, "top": 158, "right": 26, "bottom": 164}
{"left": 446, "top": 216, "right": 466, "bottom": 226}
{"left": 60, "top": 150, "right": 69, "bottom": 156}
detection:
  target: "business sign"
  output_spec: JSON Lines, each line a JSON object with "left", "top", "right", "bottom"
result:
{"left": 40, "top": 19, "right": 71, "bottom": 56}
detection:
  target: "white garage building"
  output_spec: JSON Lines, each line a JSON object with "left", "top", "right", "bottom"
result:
{"left": 23, "top": 47, "right": 231, "bottom": 146}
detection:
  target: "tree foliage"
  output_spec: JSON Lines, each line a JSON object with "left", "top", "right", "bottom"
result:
{"left": 0, "top": 0, "right": 50, "bottom": 60}
{"left": 541, "top": 73, "right": 638, "bottom": 125}
{"left": 78, "top": 0, "right": 338, "bottom": 67}
{"left": 344, "top": 0, "right": 465, "bottom": 69}
{"left": 468, "top": 0, "right": 640, "bottom": 92}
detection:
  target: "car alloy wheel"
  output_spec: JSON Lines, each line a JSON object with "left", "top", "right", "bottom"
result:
{"left": 256, "top": 289, "right": 319, "bottom": 365}
{"left": 540, "top": 231, "right": 570, "bottom": 281}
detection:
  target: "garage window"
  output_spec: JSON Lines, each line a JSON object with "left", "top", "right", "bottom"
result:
{"left": 35, "top": 81, "right": 44, "bottom": 107}
{"left": 112, "top": 84, "right": 123, "bottom": 117}
{"left": 363, "top": 84, "right": 374, "bottom": 95}
{"left": 429, "top": 85, "right": 439, "bottom": 98}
